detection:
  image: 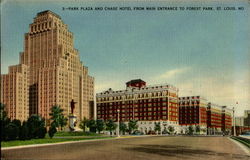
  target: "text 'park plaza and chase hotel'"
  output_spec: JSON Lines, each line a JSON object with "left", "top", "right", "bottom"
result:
{"left": 1, "top": 10, "right": 250, "bottom": 135}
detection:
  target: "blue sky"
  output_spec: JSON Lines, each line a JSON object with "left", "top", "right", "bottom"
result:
{"left": 1, "top": 0, "right": 249, "bottom": 116}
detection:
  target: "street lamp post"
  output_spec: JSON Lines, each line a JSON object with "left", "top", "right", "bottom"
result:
{"left": 160, "top": 120, "right": 162, "bottom": 135}
{"left": 233, "top": 107, "right": 236, "bottom": 136}
{"left": 117, "top": 109, "right": 120, "bottom": 137}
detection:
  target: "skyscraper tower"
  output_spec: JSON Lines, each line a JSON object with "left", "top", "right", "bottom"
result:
{"left": 2, "top": 10, "right": 94, "bottom": 122}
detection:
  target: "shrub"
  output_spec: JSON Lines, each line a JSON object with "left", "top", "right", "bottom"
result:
{"left": 48, "top": 126, "right": 57, "bottom": 138}
{"left": 5, "top": 123, "right": 19, "bottom": 141}
{"left": 12, "top": 119, "right": 21, "bottom": 128}
{"left": 37, "top": 127, "right": 47, "bottom": 138}
{"left": 27, "top": 115, "right": 46, "bottom": 139}
{"left": 19, "top": 121, "right": 29, "bottom": 140}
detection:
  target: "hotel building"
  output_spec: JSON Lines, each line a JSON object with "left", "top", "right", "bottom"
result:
{"left": 178, "top": 96, "right": 208, "bottom": 134}
{"left": 179, "top": 96, "right": 233, "bottom": 135}
{"left": 1, "top": 10, "right": 94, "bottom": 123}
{"left": 1, "top": 64, "right": 29, "bottom": 121}
{"left": 221, "top": 106, "right": 232, "bottom": 134}
{"left": 96, "top": 79, "right": 179, "bottom": 134}
{"left": 207, "top": 102, "right": 223, "bottom": 134}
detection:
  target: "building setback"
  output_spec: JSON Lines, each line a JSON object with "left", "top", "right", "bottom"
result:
{"left": 1, "top": 10, "right": 94, "bottom": 123}
{"left": 179, "top": 96, "right": 232, "bottom": 135}
{"left": 178, "top": 96, "right": 208, "bottom": 133}
{"left": 1, "top": 64, "right": 29, "bottom": 121}
{"left": 221, "top": 106, "right": 232, "bottom": 134}
{"left": 207, "top": 102, "right": 223, "bottom": 134}
{"left": 96, "top": 79, "right": 179, "bottom": 134}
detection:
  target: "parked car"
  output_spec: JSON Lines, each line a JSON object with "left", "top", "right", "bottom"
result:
{"left": 132, "top": 130, "right": 144, "bottom": 135}
{"left": 147, "top": 130, "right": 156, "bottom": 135}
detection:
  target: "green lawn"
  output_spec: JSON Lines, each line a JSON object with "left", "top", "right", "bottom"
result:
{"left": 54, "top": 131, "right": 102, "bottom": 137}
{"left": 231, "top": 136, "right": 250, "bottom": 148}
{"left": 1, "top": 136, "right": 113, "bottom": 148}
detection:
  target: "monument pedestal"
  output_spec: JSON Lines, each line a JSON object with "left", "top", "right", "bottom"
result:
{"left": 69, "top": 114, "right": 77, "bottom": 131}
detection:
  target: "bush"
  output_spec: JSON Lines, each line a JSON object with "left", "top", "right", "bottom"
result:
{"left": 27, "top": 115, "right": 46, "bottom": 139}
{"left": 5, "top": 123, "right": 19, "bottom": 141}
{"left": 49, "top": 126, "right": 57, "bottom": 138}
{"left": 1, "top": 118, "right": 10, "bottom": 141}
{"left": 12, "top": 119, "right": 21, "bottom": 128}
{"left": 19, "top": 121, "right": 29, "bottom": 140}
{"left": 37, "top": 127, "right": 47, "bottom": 138}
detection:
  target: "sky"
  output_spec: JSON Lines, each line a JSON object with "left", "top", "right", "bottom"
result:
{"left": 1, "top": 0, "right": 249, "bottom": 116}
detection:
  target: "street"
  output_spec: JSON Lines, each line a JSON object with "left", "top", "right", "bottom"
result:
{"left": 2, "top": 136, "right": 250, "bottom": 160}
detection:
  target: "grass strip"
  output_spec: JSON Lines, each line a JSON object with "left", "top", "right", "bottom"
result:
{"left": 231, "top": 136, "right": 250, "bottom": 148}
{"left": 1, "top": 136, "right": 113, "bottom": 148}
{"left": 54, "top": 131, "right": 102, "bottom": 137}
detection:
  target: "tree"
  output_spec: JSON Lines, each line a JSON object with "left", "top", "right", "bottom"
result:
{"left": 162, "top": 126, "right": 168, "bottom": 134}
{"left": 86, "top": 119, "right": 96, "bottom": 132}
{"left": 96, "top": 119, "right": 105, "bottom": 134}
{"left": 12, "top": 119, "right": 21, "bottom": 128}
{"left": 119, "top": 122, "right": 127, "bottom": 135}
{"left": 37, "top": 126, "right": 47, "bottom": 138}
{"left": 105, "top": 119, "right": 117, "bottom": 136}
{"left": 188, "top": 125, "right": 194, "bottom": 135}
{"left": 195, "top": 125, "right": 200, "bottom": 134}
{"left": 5, "top": 122, "right": 19, "bottom": 140}
{"left": 12, "top": 119, "right": 22, "bottom": 137}
{"left": 48, "top": 126, "right": 57, "bottom": 138}
{"left": 0, "top": 103, "right": 8, "bottom": 121}
{"left": 168, "top": 126, "right": 175, "bottom": 134}
{"left": 49, "top": 106, "right": 67, "bottom": 130}
{"left": 19, "top": 121, "right": 29, "bottom": 140}
{"left": 27, "top": 115, "right": 46, "bottom": 139}
{"left": 0, "top": 103, "right": 10, "bottom": 141}
{"left": 128, "top": 120, "right": 138, "bottom": 134}
{"left": 79, "top": 117, "right": 88, "bottom": 133}
{"left": 59, "top": 114, "right": 68, "bottom": 131}
{"left": 154, "top": 122, "right": 161, "bottom": 134}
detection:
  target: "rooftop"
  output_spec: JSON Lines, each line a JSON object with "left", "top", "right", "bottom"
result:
{"left": 37, "top": 10, "right": 61, "bottom": 19}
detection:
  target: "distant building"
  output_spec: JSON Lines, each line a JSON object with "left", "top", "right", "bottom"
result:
{"left": 243, "top": 110, "right": 250, "bottom": 126}
{"left": 235, "top": 110, "right": 250, "bottom": 135}
{"left": 96, "top": 79, "right": 179, "bottom": 134}
{"left": 235, "top": 117, "right": 244, "bottom": 126}
{"left": 235, "top": 110, "right": 250, "bottom": 127}
{"left": 1, "top": 64, "right": 29, "bottom": 121}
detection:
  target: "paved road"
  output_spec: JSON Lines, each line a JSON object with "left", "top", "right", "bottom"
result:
{"left": 2, "top": 136, "right": 250, "bottom": 160}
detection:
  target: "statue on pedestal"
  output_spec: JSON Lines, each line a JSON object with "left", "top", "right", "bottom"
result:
{"left": 69, "top": 99, "right": 77, "bottom": 131}
{"left": 70, "top": 99, "right": 76, "bottom": 115}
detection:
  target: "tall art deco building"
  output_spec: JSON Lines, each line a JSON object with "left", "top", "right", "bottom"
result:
{"left": 1, "top": 10, "right": 94, "bottom": 122}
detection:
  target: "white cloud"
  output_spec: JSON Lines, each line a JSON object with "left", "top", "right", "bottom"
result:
{"left": 158, "top": 67, "right": 191, "bottom": 80}
{"left": 177, "top": 73, "right": 250, "bottom": 117}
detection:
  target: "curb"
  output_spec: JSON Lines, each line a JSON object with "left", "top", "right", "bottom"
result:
{"left": 228, "top": 137, "right": 250, "bottom": 156}
{"left": 1, "top": 135, "right": 154, "bottom": 150}
{"left": 1, "top": 137, "right": 114, "bottom": 150}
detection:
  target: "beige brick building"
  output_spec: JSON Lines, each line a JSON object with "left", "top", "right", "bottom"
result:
{"left": 1, "top": 64, "right": 29, "bottom": 121}
{"left": 1, "top": 10, "right": 94, "bottom": 123}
